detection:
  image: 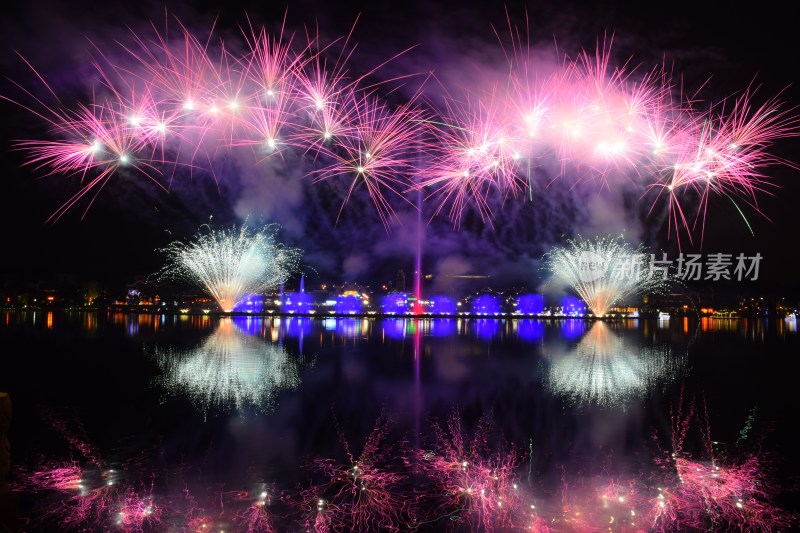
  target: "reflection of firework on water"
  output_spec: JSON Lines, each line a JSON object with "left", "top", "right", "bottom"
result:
{"left": 646, "top": 394, "right": 791, "bottom": 532}
{"left": 298, "top": 410, "right": 411, "bottom": 531}
{"left": 416, "top": 411, "right": 527, "bottom": 530}
{"left": 151, "top": 318, "right": 300, "bottom": 413}
{"left": 15, "top": 462, "right": 82, "bottom": 492}
{"left": 158, "top": 223, "right": 300, "bottom": 313}
{"left": 543, "top": 321, "right": 688, "bottom": 407}
{"left": 14, "top": 416, "right": 163, "bottom": 531}
{"left": 231, "top": 488, "right": 277, "bottom": 533}
{"left": 13, "top": 405, "right": 792, "bottom": 531}
{"left": 545, "top": 235, "right": 672, "bottom": 317}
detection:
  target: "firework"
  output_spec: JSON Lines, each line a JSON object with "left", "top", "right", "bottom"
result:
{"left": 416, "top": 411, "right": 523, "bottom": 530}
{"left": 312, "top": 93, "right": 429, "bottom": 227}
{"left": 297, "top": 411, "right": 411, "bottom": 531}
{"left": 543, "top": 321, "right": 688, "bottom": 407}
{"left": 14, "top": 405, "right": 793, "bottom": 531}
{"left": 151, "top": 318, "right": 300, "bottom": 413}
{"left": 4, "top": 15, "right": 795, "bottom": 236}
{"left": 158, "top": 223, "right": 300, "bottom": 313}
{"left": 411, "top": 33, "right": 797, "bottom": 234}
{"left": 3, "top": 16, "right": 430, "bottom": 225}
{"left": 646, "top": 90, "right": 798, "bottom": 245}
{"left": 645, "top": 394, "right": 792, "bottom": 532}
{"left": 545, "top": 235, "right": 672, "bottom": 317}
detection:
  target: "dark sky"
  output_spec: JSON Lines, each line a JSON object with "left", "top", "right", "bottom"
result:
{"left": 1, "top": 0, "right": 799, "bottom": 296}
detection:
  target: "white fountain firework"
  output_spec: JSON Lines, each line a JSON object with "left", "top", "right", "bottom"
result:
{"left": 151, "top": 319, "right": 300, "bottom": 413}
{"left": 545, "top": 235, "right": 672, "bottom": 317}
{"left": 159, "top": 223, "right": 301, "bottom": 312}
{"left": 543, "top": 321, "right": 688, "bottom": 407}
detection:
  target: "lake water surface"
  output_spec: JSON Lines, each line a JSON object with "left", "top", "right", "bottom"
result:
{"left": 1, "top": 311, "right": 798, "bottom": 531}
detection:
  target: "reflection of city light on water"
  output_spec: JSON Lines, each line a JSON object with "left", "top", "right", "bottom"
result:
{"left": 544, "top": 321, "right": 687, "bottom": 407}
{"left": 150, "top": 319, "right": 300, "bottom": 413}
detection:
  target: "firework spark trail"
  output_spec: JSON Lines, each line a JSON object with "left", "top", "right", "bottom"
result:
{"left": 416, "top": 410, "right": 525, "bottom": 531}
{"left": 647, "top": 90, "right": 799, "bottom": 245}
{"left": 312, "top": 94, "right": 430, "bottom": 227}
{"left": 417, "top": 96, "right": 525, "bottom": 225}
{"left": 13, "top": 406, "right": 793, "bottom": 531}
{"left": 4, "top": 15, "right": 797, "bottom": 238}
{"left": 544, "top": 235, "right": 673, "bottom": 317}
{"left": 297, "top": 410, "right": 412, "bottom": 531}
{"left": 644, "top": 393, "right": 792, "bottom": 532}
{"left": 158, "top": 223, "right": 301, "bottom": 313}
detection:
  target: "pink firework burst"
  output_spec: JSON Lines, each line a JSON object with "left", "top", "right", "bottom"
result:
{"left": 646, "top": 392, "right": 792, "bottom": 531}
{"left": 297, "top": 410, "right": 411, "bottom": 531}
{"left": 312, "top": 92, "right": 429, "bottom": 228}
{"left": 418, "top": 94, "right": 526, "bottom": 225}
{"left": 648, "top": 88, "right": 799, "bottom": 246}
{"left": 417, "top": 410, "right": 522, "bottom": 531}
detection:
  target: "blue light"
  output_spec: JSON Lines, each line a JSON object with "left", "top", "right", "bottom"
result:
{"left": 429, "top": 318, "right": 456, "bottom": 336}
{"left": 429, "top": 296, "right": 457, "bottom": 315}
{"left": 473, "top": 318, "right": 501, "bottom": 339}
{"left": 517, "top": 319, "right": 544, "bottom": 341}
{"left": 283, "top": 291, "right": 314, "bottom": 313}
{"left": 336, "top": 318, "right": 362, "bottom": 337}
{"left": 230, "top": 315, "right": 262, "bottom": 335}
{"left": 335, "top": 295, "right": 363, "bottom": 314}
{"left": 285, "top": 317, "right": 312, "bottom": 337}
{"left": 517, "top": 294, "right": 544, "bottom": 315}
{"left": 560, "top": 319, "right": 587, "bottom": 340}
{"left": 472, "top": 294, "right": 501, "bottom": 315}
{"left": 382, "top": 318, "right": 407, "bottom": 339}
{"left": 232, "top": 294, "right": 264, "bottom": 313}
{"left": 381, "top": 292, "right": 408, "bottom": 314}
{"left": 560, "top": 296, "right": 586, "bottom": 317}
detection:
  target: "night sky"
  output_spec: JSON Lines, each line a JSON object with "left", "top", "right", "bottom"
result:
{"left": 1, "top": 0, "right": 798, "bottom": 296}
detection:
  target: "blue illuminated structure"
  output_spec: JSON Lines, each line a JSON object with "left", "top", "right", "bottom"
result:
{"left": 381, "top": 293, "right": 408, "bottom": 314}
{"left": 233, "top": 294, "right": 264, "bottom": 313}
{"left": 560, "top": 296, "right": 586, "bottom": 316}
{"left": 283, "top": 275, "right": 314, "bottom": 314}
{"left": 336, "top": 294, "right": 363, "bottom": 314}
{"left": 429, "top": 296, "right": 457, "bottom": 315}
{"left": 283, "top": 292, "right": 314, "bottom": 313}
{"left": 472, "top": 294, "right": 501, "bottom": 315}
{"left": 516, "top": 294, "right": 545, "bottom": 315}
